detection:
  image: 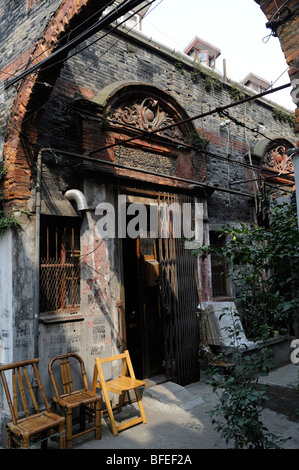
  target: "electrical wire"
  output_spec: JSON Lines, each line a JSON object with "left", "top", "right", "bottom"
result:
{"left": 2, "top": 2, "right": 295, "bottom": 193}
{"left": 3, "top": 0, "right": 157, "bottom": 91}
{"left": 88, "top": 82, "right": 291, "bottom": 155}
{"left": 28, "top": 0, "right": 157, "bottom": 77}
{"left": 1, "top": 0, "right": 116, "bottom": 81}
{"left": 10, "top": 0, "right": 163, "bottom": 128}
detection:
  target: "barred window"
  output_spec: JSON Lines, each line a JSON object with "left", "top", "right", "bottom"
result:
{"left": 40, "top": 216, "right": 81, "bottom": 314}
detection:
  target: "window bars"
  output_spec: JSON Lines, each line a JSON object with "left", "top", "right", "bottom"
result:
{"left": 40, "top": 216, "right": 80, "bottom": 313}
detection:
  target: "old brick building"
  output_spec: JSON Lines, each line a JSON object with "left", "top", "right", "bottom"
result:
{"left": 0, "top": 0, "right": 298, "bottom": 441}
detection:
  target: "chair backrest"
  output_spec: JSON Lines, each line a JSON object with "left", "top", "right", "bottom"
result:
{"left": 0, "top": 358, "right": 51, "bottom": 425}
{"left": 96, "top": 350, "right": 136, "bottom": 379}
{"left": 48, "top": 353, "right": 90, "bottom": 399}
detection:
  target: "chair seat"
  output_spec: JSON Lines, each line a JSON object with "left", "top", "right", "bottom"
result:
{"left": 105, "top": 376, "right": 146, "bottom": 395}
{"left": 53, "top": 389, "right": 100, "bottom": 408}
{"left": 8, "top": 411, "right": 65, "bottom": 435}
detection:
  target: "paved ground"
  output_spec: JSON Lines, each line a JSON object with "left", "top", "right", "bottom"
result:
{"left": 72, "top": 363, "right": 299, "bottom": 452}
{"left": 2, "top": 363, "right": 298, "bottom": 457}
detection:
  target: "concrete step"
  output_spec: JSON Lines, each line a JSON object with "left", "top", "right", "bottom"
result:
{"left": 144, "top": 381, "right": 204, "bottom": 410}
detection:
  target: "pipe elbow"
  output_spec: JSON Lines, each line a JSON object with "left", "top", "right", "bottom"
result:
{"left": 65, "top": 189, "right": 88, "bottom": 212}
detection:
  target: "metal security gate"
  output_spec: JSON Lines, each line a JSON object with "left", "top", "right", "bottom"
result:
{"left": 158, "top": 193, "right": 200, "bottom": 385}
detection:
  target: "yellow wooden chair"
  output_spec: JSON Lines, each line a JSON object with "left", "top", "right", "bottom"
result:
{"left": 0, "top": 358, "right": 66, "bottom": 449}
{"left": 92, "top": 350, "right": 146, "bottom": 436}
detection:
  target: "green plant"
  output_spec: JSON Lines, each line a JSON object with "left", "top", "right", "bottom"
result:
{"left": 190, "top": 64, "right": 201, "bottom": 84}
{"left": 0, "top": 164, "right": 22, "bottom": 236}
{"left": 99, "top": 108, "right": 111, "bottom": 131}
{"left": 272, "top": 108, "right": 295, "bottom": 129}
{"left": 229, "top": 85, "right": 245, "bottom": 102}
{"left": 194, "top": 192, "right": 299, "bottom": 339}
{"left": 206, "top": 309, "right": 288, "bottom": 449}
{"left": 191, "top": 132, "right": 210, "bottom": 150}
{"left": 174, "top": 60, "right": 185, "bottom": 75}
{"left": 203, "top": 71, "right": 223, "bottom": 93}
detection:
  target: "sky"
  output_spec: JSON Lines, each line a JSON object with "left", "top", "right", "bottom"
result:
{"left": 140, "top": 0, "right": 295, "bottom": 111}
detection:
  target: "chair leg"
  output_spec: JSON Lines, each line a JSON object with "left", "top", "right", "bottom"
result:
{"left": 65, "top": 408, "right": 73, "bottom": 449}
{"left": 117, "top": 392, "right": 124, "bottom": 412}
{"left": 6, "top": 429, "right": 12, "bottom": 449}
{"left": 58, "top": 422, "right": 66, "bottom": 449}
{"left": 102, "top": 388, "right": 118, "bottom": 436}
{"left": 95, "top": 399, "right": 102, "bottom": 440}
{"left": 135, "top": 388, "right": 147, "bottom": 424}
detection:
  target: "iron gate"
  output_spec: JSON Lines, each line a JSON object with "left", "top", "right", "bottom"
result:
{"left": 158, "top": 193, "right": 200, "bottom": 385}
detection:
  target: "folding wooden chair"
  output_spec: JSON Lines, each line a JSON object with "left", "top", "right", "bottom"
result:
{"left": 48, "top": 353, "right": 102, "bottom": 449}
{"left": 92, "top": 350, "right": 147, "bottom": 436}
{"left": 0, "top": 358, "right": 66, "bottom": 449}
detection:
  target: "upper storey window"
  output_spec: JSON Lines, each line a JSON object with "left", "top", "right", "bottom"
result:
{"left": 184, "top": 36, "right": 221, "bottom": 69}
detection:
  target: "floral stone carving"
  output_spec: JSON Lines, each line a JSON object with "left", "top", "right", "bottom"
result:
{"left": 111, "top": 97, "right": 189, "bottom": 144}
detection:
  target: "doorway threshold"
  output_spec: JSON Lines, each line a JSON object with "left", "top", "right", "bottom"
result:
{"left": 145, "top": 375, "right": 167, "bottom": 388}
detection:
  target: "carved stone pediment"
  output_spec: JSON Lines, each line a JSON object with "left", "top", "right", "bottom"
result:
{"left": 262, "top": 142, "right": 294, "bottom": 174}
{"left": 111, "top": 97, "right": 189, "bottom": 144}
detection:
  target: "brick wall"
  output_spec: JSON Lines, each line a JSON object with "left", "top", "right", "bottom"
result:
{"left": 36, "top": 27, "right": 295, "bottom": 223}
{"left": 0, "top": 0, "right": 297, "bottom": 220}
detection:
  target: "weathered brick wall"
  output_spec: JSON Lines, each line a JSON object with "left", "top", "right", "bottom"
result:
{"left": 0, "top": 0, "right": 297, "bottom": 213}
{"left": 0, "top": 0, "right": 112, "bottom": 205}
{"left": 35, "top": 26, "right": 297, "bottom": 223}
{"left": 0, "top": 0, "right": 62, "bottom": 155}
{"left": 0, "top": 2, "right": 298, "bottom": 444}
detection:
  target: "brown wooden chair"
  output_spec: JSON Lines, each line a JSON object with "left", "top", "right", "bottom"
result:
{"left": 0, "top": 358, "right": 66, "bottom": 449}
{"left": 48, "top": 353, "right": 101, "bottom": 449}
{"left": 92, "top": 350, "right": 146, "bottom": 436}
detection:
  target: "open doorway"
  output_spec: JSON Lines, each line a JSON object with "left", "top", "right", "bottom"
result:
{"left": 122, "top": 207, "right": 164, "bottom": 380}
{"left": 121, "top": 191, "right": 200, "bottom": 385}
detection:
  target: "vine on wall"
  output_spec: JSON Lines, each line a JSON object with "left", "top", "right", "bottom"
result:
{"left": 0, "top": 164, "right": 22, "bottom": 236}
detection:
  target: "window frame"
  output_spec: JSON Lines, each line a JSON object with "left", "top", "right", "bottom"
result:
{"left": 39, "top": 215, "right": 81, "bottom": 315}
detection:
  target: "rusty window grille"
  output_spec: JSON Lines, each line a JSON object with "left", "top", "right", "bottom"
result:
{"left": 40, "top": 216, "right": 81, "bottom": 314}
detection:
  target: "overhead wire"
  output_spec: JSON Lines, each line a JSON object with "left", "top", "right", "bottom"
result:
{"left": 9, "top": 0, "right": 163, "bottom": 128}
{"left": 87, "top": 82, "right": 291, "bottom": 155}
{"left": 3, "top": 0, "right": 158, "bottom": 91}
{"left": 26, "top": 0, "right": 158, "bottom": 77}
{"left": 2, "top": 1, "right": 295, "bottom": 193}
{"left": 0, "top": 0, "right": 116, "bottom": 81}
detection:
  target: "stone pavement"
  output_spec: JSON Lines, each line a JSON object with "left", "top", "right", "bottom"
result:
{"left": 1, "top": 363, "right": 298, "bottom": 455}
{"left": 72, "top": 362, "right": 299, "bottom": 451}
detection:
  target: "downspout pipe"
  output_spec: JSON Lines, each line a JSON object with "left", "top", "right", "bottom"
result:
{"left": 33, "top": 148, "right": 51, "bottom": 359}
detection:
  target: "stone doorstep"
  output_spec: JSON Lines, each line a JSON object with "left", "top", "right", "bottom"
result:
{"left": 143, "top": 381, "right": 204, "bottom": 410}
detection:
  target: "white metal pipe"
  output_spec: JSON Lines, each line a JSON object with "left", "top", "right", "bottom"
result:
{"left": 65, "top": 189, "right": 88, "bottom": 212}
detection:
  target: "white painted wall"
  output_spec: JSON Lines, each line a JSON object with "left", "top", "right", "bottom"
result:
{"left": 0, "top": 230, "right": 13, "bottom": 366}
